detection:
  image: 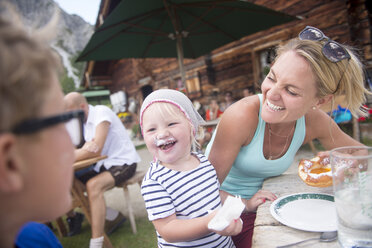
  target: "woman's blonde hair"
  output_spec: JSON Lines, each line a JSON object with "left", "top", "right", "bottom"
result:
{"left": 143, "top": 102, "right": 204, "bottom": 152}
{"left": 276, "top": 38, "right": 371, "bottom": 117}
{"left": 0, "top": 12, "right": 61, "bottom": 133}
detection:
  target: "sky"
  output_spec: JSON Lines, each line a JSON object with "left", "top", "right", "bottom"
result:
{"left": 53, "top": 0, "right": 101, "bottom": 25}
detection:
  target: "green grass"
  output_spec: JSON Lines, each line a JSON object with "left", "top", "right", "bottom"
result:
{"left": 135, "top": 143, "right": 146, "bottom": 150}
{"left": 361, "top": 137, "right": 372, "bottom": 146}
{"left": 57, "top": 217, "right": 157, "bottom": 248}
{"left": 56, "top": 144, "right": 156, "bottom": 247}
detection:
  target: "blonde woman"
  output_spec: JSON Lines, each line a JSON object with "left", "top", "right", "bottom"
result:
{"left": 206, "top": 26, "right": 371, "bottom": 248}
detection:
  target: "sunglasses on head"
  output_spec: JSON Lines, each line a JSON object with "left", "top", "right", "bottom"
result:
{"left": 299, "top": 26, "right": 351, "bottom": 63}
{"left": 299, "top": 26, "right": 351, "bottom": 93}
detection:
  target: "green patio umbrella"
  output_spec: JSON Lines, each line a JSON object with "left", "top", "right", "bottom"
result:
{"left": 77, "top": 0, "right": 297, "bottom": 83}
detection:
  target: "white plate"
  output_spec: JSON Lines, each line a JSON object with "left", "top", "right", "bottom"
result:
{"left": 270, "top": 193, "right": 337, "bottom": 232}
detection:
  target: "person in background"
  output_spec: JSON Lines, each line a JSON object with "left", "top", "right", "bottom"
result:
{"left": 242, "top": 87, "right": 254, "bottom": 98}
{"left": 193, "top": 99, "right": 206, "bottom": 120}
{"left": 140, "top": 89, "right": 241, "bottom": 247}
{"left": 198, "top": 98, "right": 223, "bottom": 149}
{"left": 64, "top": 92, "right": 141, "bottom": 248}
{"left": 206, "top": 98, "right": 224, "bottom": 131}
{"left": 221, "top": 91, "right": 235, "bottom": 111}
{"left": 0, "top": 15, "right": 82, "bottom": 248}
{"left": 206, "top": 26, "right": 371, "bottom": 248}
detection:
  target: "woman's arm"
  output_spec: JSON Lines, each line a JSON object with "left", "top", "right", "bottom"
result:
{"left": 152, "top": 212, "right": 242, "bottom": 243}
{"left": 305, "top": 109, "right": 363, "bottom": 150}
{"left": 208, "top": 96, "right": 260, "bottom": 183}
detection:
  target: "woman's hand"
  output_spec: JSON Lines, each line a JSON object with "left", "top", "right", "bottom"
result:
{"left": 316, "top": 150, "right": 330, "bottom": 157}
{"left": 244, "top": 190, "right": 277, "bottom": 212}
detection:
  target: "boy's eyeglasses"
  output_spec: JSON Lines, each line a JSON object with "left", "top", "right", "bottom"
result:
{"left": 10, "top": 110, "right": 85, "bottom": 148}
{"left": 299, "top": 26, "right": 351, "bottom": 93}
{"left": 299, "top": 26, "right": 351, "bottom": 63}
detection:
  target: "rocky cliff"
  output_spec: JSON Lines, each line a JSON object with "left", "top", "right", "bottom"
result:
{"left": 0, "top": 0, "right": 94, "bottom": 88}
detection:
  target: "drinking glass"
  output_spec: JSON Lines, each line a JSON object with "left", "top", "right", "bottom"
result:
{"left": 330, "top": 146, "right": 372, "bottom": 248}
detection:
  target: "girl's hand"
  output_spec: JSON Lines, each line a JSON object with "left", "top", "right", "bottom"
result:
{"left": 244, "top": 190, "right": 277, "bottom": 212}
{"left": 212, "top": 218, "right": 243, "bottom": 236}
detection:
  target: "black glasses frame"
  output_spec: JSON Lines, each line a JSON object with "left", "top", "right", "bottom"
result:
{"left": 299, "top": 26, "right": 351, "bottom": 63}
{"left": 11, "top": 110, "right": 84, "bottom": 134}
{"left": 11, "top": 110, "right": 85, "bottom": 147}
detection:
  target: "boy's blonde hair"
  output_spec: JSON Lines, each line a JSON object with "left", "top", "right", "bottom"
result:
{"left": 276, "top": 38, "right": 371, "bottom": 117}
{"left": 0, "top": 12, "right": 61, "bottom": 133}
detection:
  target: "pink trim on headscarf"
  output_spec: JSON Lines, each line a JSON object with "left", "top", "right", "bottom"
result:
{"left": 140, "top": 99, "right": 195, "bottom": 135}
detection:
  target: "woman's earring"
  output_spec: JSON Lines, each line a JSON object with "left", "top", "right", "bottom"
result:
{"left": 312, "top": 106, "right": 317, "bottom": 110}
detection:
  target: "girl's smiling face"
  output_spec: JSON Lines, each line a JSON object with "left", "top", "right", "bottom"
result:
{"left": 260, "top": 51, "right": 320, "bottom": 123}
{"left": 142, "top": 103, "right": 193, "bottom": 169}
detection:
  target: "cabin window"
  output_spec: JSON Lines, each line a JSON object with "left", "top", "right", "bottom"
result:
{"left": 185, "top": 73, "right": 201, "bottom": 98}
{"left": 252, "top": 42, "right": 279, "bottom": 91}
{"left": 173, "top": 72, "right": 201, "bottom": 98}
{"left": 259, "top": 47, "right": 276, "bottom": 83}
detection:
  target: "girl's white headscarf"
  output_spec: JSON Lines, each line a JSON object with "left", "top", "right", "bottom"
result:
{"left": 140, "top": 89, "right": 205, "bottom": 135}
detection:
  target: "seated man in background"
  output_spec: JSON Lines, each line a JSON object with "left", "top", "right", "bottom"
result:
{"left": 64, "top": 92, "right": 141, "bottom": 248}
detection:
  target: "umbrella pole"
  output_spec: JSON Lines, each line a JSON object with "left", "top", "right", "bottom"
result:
{"left": 176, "top": 35, "right": 187, "bottom": 85}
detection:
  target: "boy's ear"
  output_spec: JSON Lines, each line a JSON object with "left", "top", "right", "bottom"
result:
{"left": 316, "top": 95, "right": 333, "bottom": 108}
{"left": 0, "top": 134, "right": 23, "bottom": 193}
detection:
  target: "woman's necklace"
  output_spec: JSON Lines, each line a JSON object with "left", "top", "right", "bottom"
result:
{"left": 267, "top": 123, "right": 295, "bottom": 160}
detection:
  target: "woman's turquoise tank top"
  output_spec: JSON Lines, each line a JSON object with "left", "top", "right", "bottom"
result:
{"left": 206, "top": 94, "right": 305, "bottom": 199}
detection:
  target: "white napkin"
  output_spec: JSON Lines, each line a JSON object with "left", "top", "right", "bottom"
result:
{"left": 208, "top": 195, "right": 245, "bottom": 231}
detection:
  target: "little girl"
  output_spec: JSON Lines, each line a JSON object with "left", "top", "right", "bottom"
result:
{"left": 140, "top": 89, "right": 241, "bottom": 247}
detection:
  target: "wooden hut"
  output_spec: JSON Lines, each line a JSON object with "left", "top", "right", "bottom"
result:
{"left": 81, "top": 0, "right": 371, "bottom": 118}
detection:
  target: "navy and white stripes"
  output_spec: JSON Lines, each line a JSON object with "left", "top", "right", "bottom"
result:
{"left": 141, "top": 153, "right": 235, "bottom": 247}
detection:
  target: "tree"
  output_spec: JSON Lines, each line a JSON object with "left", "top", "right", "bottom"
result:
{"left": 60, "top": 71, "right": 76, "bottom": 94}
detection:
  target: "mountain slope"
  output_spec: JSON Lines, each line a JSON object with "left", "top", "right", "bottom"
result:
{"left": 0, "top": 0, "right": 94, "bottom": 88}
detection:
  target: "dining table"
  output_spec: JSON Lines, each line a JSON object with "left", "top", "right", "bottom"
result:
{"left": 200, "top": 118, "right": 220, "bottom": 127}
{"left": 71, "top": 155, "right": 114, "bottom": 248}
{"left": 252, "top": 163, "right": 340, "bottom": 248}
